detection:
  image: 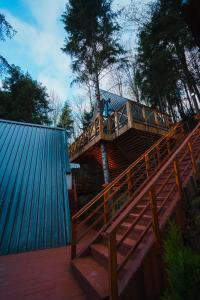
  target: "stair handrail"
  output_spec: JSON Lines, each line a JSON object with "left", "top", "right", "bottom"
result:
{"left": 71, "top": 121, "right": 187, "bottom": 259}
{"left": 106, "top": 121, "right": 200, "bottom": 234}
{"left": 106, "top": 121, "right": 200, "bottom": 299}
{"left": 72, "top": 122, "right": 182, "bottom": 221}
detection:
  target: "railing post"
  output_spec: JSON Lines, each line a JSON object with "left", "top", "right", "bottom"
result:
{"left": 173, "top": 159, "right": 183, "bottom": 199}
{"left": 108, "top": 117, "right": 112, "bottom": 135}
{"left": 71, "top": 219, "right": 77, "bottom": 259}
{"left": 126, "top": 101, "right": 133, "bottom": 129}
{"left": 104, "top": 191, "right": 109, "bottom": 224}
{"left": 188, "top": 141, "right": 198, "bottom": 176}
{"left": 108, "top": 230, "right": 119, "bottom": 300}
{"left": 145, "top": 155, "right": 150, "bottom": 177}
{"left": 127, "top": 170, "right": 133, "bottom": 198}
{"left": 149, "top": 187, "right": 161, "bottom": 246}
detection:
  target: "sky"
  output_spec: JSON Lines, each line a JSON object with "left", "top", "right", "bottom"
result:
{"left": 0, "top": 0, "right": 131, "bottom": 104}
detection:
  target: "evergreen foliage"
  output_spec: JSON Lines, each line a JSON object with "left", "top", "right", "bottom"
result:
{"left": 133, "top": 0, "right": 200, "bottom": 119}
{"left": 163, "top": 222, "right": 200, "bottom": 300}
{"left": 61, "top": 0, "right": 125, "bottom": 106}
{"left": 0, "top": 13, "right": 16, "bottom": 76}
{"left": 0, "top": 13, "right": 16, "bottom": 41}
{"left": 0, "top": 65, "right": 51, "bottom": 125}
{"left": 82, "top": 108, "right": 94, "bottom": 129}
{"left": 58, "top": 101, "right": 74, "bottom": 138}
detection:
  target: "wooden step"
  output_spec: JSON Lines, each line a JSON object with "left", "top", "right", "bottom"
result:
{"left": 72, "top": 256, "right": 109, "bottom": 300}
{"left": 130, "top": 212, "right": 151, "bottom": 219}
{"left": 91, "top": 243, "right": 124, "bottom": 268}
{"left": 120, "top": 222, "right": 146, "bottom": 232}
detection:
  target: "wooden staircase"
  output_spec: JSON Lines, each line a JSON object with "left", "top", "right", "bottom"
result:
{"left": 70, "top": 120, "right": 200, "bottom": 300}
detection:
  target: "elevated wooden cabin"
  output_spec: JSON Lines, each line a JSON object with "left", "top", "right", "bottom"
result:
{"left": 69, "top": 91, "right": 172, "bottom": 205}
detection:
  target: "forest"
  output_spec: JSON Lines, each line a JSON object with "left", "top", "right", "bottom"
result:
{"left": 0, "top": 0, "right": 200, "bottom": 135}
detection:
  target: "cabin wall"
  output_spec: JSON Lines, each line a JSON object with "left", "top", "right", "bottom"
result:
{"left": 72, "top": 129, "right": 161, "bottom": 209}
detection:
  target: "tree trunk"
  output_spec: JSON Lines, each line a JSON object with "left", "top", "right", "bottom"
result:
{"left": 182, "top": 80, "right": 194, "bottom": 113}
{"left": 100, "top": 142, "right": 110, "bottom": 184}
{"left": 94, "top": 71, "right": 110, "bottom": 184}
{"left": 167, "top": 97, "right": 176, "bottom": 123}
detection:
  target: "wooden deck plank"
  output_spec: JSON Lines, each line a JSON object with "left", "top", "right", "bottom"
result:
{"left": 0, "top": 246, "right": 86, "bottom": 300}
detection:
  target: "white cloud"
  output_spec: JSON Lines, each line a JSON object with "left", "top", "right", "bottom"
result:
{"left": 1, "top": 0, "right": 135, "bottom": 105}
{"left": 1, "top": 1, "right": 72, "bottom": 103}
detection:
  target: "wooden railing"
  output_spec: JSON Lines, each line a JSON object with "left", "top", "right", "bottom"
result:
{"left": 106, "top": 121, "right": 200, "bottom": 299}
{"left": 71, "top": 122, "right": 185, "bottom": 259}
{"left": 69, "top": 101, "right": 172, "bottom": 160}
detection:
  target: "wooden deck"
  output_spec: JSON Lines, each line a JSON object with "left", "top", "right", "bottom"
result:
{"left": 69, "top": 100, "right": 172, "bottom": 162}
{"left": 0, "top": 246, "right": 86, "bottom": 300}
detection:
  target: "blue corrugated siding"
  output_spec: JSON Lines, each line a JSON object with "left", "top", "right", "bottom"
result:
{"left": 0, "top": 119, "right": 71, "bottom": 255}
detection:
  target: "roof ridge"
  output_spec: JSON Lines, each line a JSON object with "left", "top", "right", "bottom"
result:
{"left": 0, "top": 118, "right": 65, "bottom": 131}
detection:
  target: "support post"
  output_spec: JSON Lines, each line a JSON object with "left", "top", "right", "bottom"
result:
{"left": 73, "top": 178, "right": 78, "bottom": 214}
{"left": 145, "top": 155, "right": 151, "bottom": 177}
{"left": 188, "top": 141, "right": 198, "bottom": 176}
{"left": 127, "top": 170, "right": 133, "bottom": 199}
{"left": 108, "top": 230, "right": 119, "bottom": 300}
{"left": 71, "top": 220, "right": 77, "bottom": 259}
{"left": 173, "top": 159, "right": 183, "bottom": 199}
{"left": 104, "top": 191, "right": 109, "bottom": 224}
{"left": 149, "top": 187, "right": 161, "bottom": 247}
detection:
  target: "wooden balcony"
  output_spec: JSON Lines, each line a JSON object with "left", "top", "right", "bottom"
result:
{"left": 69, "top": 100, "right": 172, "bottom": 162}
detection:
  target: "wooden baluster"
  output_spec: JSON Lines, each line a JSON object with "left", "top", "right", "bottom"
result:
{"left": 173, "top": 159, "right": 183, "bottom": 199}
{"left": 108, "top": 117, "right": 112, "bottom": 135}
{"left": 188, "top": 141, "right": 198, "bottom": 176}
{"left": 127, "top": 170, "right": 133, "bottom": 199}
{"left": 149, "top": 187, "right": 161, "bottom": 246}
{"left": 154, "top": 111, "right": 159, "bottom": 126}
{"left": 71, "top": 219, "right": 77, "bottom": 259}
{"left": 104, "top": 191, "right": 109, "bottom": 224}
{"left": 108, "top": 230, "right": 119, "bottom": 300}
{"left": 94, "top": 118, "right": 97, "bottom": 136}
{"left": 145, "top": 155, "right": 150, "bottom": 177}
{"left": 114, "top": 111, "right": 119, "bottom": 134}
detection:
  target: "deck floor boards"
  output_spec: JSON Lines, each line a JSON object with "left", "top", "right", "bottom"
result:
{"left": 0, "top": 246, "right": 86, "bottom": 300}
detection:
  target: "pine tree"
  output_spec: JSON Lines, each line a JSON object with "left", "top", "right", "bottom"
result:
{"left": 132, "top": 0, "right": 200, "bottom": 118}
{"left": 0, "top": 14, "right": 16, "bottom": 76}
{"left": 62, "top": 0, "right": 125, "bottom": 183}
{"left": 58, "top": 101, "right": 74, "bottom": 138}
{"left": 0, "top": 65, "right": 50, "bottom": 124}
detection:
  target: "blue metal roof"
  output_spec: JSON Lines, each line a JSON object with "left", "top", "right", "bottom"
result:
{"left": 0, "top": 119, "right": 71, "bottom": 255}
{"left": 100, "top": 89, "right": 129, "bottom": 112}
